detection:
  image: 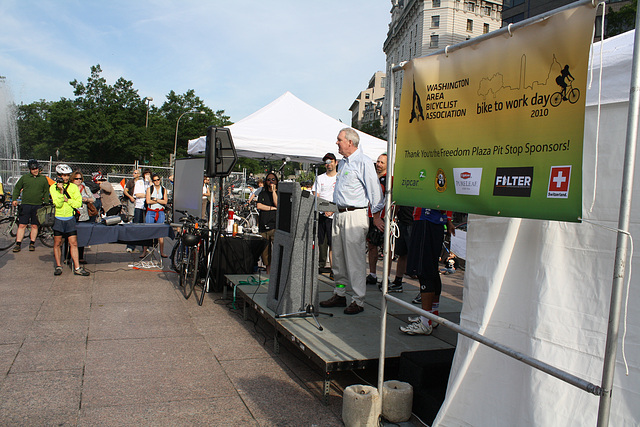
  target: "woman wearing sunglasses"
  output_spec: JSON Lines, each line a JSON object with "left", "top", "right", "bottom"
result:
{"left": 143, "top": 174, "right": 168, "bottom": 258}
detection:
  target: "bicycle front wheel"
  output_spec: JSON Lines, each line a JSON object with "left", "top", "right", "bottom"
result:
{"left": 38, "top": 226, "right": 54, "bottom": 248}
{"left": 568, "top": 88, "right": 580, "bottom": 104}
{"left": 193, "top": 242, "right": 209, "bottom": 306}
{"left": 171, "top": 239, "right": 183, "bottom": 274}
{"left": 183, "top": 245, "right": 199, "bottom": 299}
{"left": 0, "top": 217, "right": 18, "bottom": 250}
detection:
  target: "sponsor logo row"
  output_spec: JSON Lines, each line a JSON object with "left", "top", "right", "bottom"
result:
{"left": 432, "top": 166, "right": 571, "bottom": 199}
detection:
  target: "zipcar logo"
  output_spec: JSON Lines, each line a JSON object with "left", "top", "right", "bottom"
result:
{"left": 460, "top": 172, "right": 471, "bottom": 179}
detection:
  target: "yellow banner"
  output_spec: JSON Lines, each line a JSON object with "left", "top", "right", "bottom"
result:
{"left": 393, "top": 3, "right": 597, "bottom": 222}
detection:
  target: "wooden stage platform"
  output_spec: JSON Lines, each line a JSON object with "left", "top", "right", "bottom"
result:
{"left": 224, "top": 273, "right": 462, "bottom": 402}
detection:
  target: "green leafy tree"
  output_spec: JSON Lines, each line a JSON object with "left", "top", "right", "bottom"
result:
{"left": 606, "top": 0, "right": 637, "bottom": 38}
{"left": 16, "top": 100, "right": 55, "bottom": 159}
{"left": 159, "top": 89, "right": 232, "bottom": 164}
{"left": 354, "top": 120, "right": 387, "bottom": 141}
{"left": 16, "top": 64, "right": 233, "bottom": 166}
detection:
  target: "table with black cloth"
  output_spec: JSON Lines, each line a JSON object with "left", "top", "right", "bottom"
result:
{"left": 76, "top": 222, "right": 175, "bottom": 248}
{"left": 209, "top": 234, "right": 268, "bottom": 292}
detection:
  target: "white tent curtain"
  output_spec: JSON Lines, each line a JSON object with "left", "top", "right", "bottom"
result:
{"left": 434, "top": 30, "right": 639, "bottom": 426}
{"left": 187, "top": 92, "right": 388, "bottom": 163}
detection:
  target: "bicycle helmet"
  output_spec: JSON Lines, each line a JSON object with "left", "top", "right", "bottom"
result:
{"left": 27, "top": 159, "right": 40, "bottom": 170}
{"left": 183, "top": 233, "right": 200, "bottom": 247}
{"left": 55, "top": 164, "right": 73, "bottom": 175}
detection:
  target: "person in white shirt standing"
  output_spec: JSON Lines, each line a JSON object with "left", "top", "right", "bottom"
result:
{"left": 126, "top": 168, "right": 150, "bottom": 253}
{"left": 311, "top": 152, "right": 337, "bottom": 278}
{"left": 319, "top": 128, "right": 384, "bottom": 315}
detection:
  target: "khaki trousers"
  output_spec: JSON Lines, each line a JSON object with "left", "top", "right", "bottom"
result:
{"left": 331, "top": 209, "right": 368, "bottom": 306}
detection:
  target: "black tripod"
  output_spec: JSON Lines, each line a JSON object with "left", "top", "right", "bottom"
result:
{"left": 274, "top": 170, "right": 332, "bottom": 330}
{"left": 204, "top": 176, "right": 224, "bottom": 297}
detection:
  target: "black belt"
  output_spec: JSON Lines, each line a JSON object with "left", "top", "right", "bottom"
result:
{"left": 337, "top": 206, "right": 366, "bottom": 213}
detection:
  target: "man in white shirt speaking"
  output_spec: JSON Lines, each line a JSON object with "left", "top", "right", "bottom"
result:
{"left": 319, "top": 128, "right": 384, "bottom": 315}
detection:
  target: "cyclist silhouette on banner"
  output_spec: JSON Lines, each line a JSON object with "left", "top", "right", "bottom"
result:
{"left": 555, "top": 65, "right": 574, "bottom": 101}
{"left": 410, "top": 79, "right": 424, "bottom": 123}
{"left": 550, "top": 64, "right": 580, "bottom": 107}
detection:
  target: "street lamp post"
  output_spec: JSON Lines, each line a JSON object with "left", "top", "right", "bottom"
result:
{"left": 145, "top": 97, "right": 153, "bottom": 128}
{"left": 173, "top": 110, "right": 205, "bottom": 166}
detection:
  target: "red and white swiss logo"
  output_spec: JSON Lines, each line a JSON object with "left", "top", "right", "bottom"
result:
{"left": 547, "top": 166, "right": 571, "bottom": 198}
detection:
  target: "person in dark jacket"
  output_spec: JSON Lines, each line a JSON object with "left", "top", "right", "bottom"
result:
{"left": 11, "top": 159, "right": 51, "bottom": 253}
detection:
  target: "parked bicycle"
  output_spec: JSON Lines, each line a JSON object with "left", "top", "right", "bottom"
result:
{"left": 170, "top": 210, "right": 212, "bottom": 305}
{"left": 0, "top": 201, "right": 55, "bottom": 250}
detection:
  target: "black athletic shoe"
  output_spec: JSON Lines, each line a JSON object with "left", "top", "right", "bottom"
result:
{"left": 74, "top": 267, "right": 90, "bottom": 276}
{"left": 366, "top": 274, "right": 377, "bottom": 285}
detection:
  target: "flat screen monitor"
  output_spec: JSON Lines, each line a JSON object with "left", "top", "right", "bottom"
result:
{"left": 173, "top": 157, "right": 204, "bottom": 222}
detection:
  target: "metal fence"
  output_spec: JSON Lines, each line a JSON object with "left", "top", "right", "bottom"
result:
{"left": 1, "top": 157, "right": 252, "bottom": 209}
{"left": 1, "top": 157, "right": 175, "bottom": 195}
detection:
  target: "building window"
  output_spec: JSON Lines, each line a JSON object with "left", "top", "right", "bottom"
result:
{"left": 430, "top": 34, "right": 439, "bottom": 48}
{"left": 365, "top": 93, "right": 370, "bottom": 99}
{"left": 433, "top": 0, "right": 441, "bottom": 7}
{"left": 467, "top": 19, "right": 473, "bottom": 32}
{"left": 483, "top": 23, "right": 490, "bottom": 34}
{"left": 504, "top": 0, "right": 524, "bottom": 8}
{"left": 484, "top": 6, "right": 491, "bottom": 15}
{"left": 594, "top": 15, "right": 603, "bottom": 39}
{"left": 466, "top": 1, "right": 475, "bottom": 12}
{"left": 431, "top": 15, "right": 440, "bottom": 28}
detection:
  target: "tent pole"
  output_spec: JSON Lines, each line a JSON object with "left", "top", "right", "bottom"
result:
{"left": 596, "top": 20, "right": 640, "bottom": 427}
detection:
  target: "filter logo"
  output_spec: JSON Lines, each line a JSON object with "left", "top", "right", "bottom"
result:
{"left": 547, "top": 165, "right": 571, "bottom": 198}
{"left": 493, "top": 167, "right": 534, "bottom": 197}
{"left": 453, "top": 168, "right": 482, "bottom": 195}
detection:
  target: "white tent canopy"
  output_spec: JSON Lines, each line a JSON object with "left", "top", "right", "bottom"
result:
{"left": 187, "top": 92, "right": 388, "bottom": 163}
{"left": 434, "top": 30, "right": 639, "bottom": 426}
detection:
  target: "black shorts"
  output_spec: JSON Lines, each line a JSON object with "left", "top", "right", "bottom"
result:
{"left": 395, "top": 222, "right": 412, "bottom": 257}
{"left": 53, "top": 217, "right": 78, "bottom": 237}
{"left": 406, "top": 220, "right": 444, "bottom": 294}
{"left": 18, "top": 204, "right": 40, "bottom": 226}
{"left": 318, "top": 214, "right": 333, "bottom": 247}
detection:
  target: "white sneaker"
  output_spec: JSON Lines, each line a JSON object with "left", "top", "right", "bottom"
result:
{"left": 408, "top": 315, "right": 439, "bottom": 328}
{"left": 400, "top": 320, "right": 433, "bottom": 336}
{"left": 126, "top": 248, "right": 133, "bottom": 253}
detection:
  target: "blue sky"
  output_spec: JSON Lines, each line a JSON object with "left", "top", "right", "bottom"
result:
{"left": 0, "top": 1, "right": 391, "bottom": 124}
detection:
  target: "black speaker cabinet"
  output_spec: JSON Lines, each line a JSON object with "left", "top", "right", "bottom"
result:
{"left": 204, "top": 126, "right": 237, "bottom": 177}
{"left": 267, "top": 182, "right": 319, "bottom": 315}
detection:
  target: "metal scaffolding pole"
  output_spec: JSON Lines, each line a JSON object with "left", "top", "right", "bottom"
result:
{"left": 596, "top": 9, "right": 640, "bottom": 427}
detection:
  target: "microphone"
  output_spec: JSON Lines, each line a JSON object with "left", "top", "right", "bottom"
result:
{"left": 277, "top": 157, "right": 291, "bottom": 172}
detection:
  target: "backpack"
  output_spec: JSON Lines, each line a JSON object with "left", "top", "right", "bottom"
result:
{"left": 85, "top": 180, "right": 100, "bottom": 194}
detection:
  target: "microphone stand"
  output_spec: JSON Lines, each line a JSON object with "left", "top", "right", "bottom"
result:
{"left": 277, "top": 157, "right": 290, "bottom": 182}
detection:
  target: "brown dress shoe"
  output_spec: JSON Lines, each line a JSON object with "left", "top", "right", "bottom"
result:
{"left": 319, "top": 294, "right": 347, "bottom": 308}
{"left": 344, "top": 301, "right": 364, "bottom": 315}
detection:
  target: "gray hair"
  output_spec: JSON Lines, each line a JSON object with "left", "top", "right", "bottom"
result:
{"left": 340, "top": 127, "right": 360, "bottom": 147}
